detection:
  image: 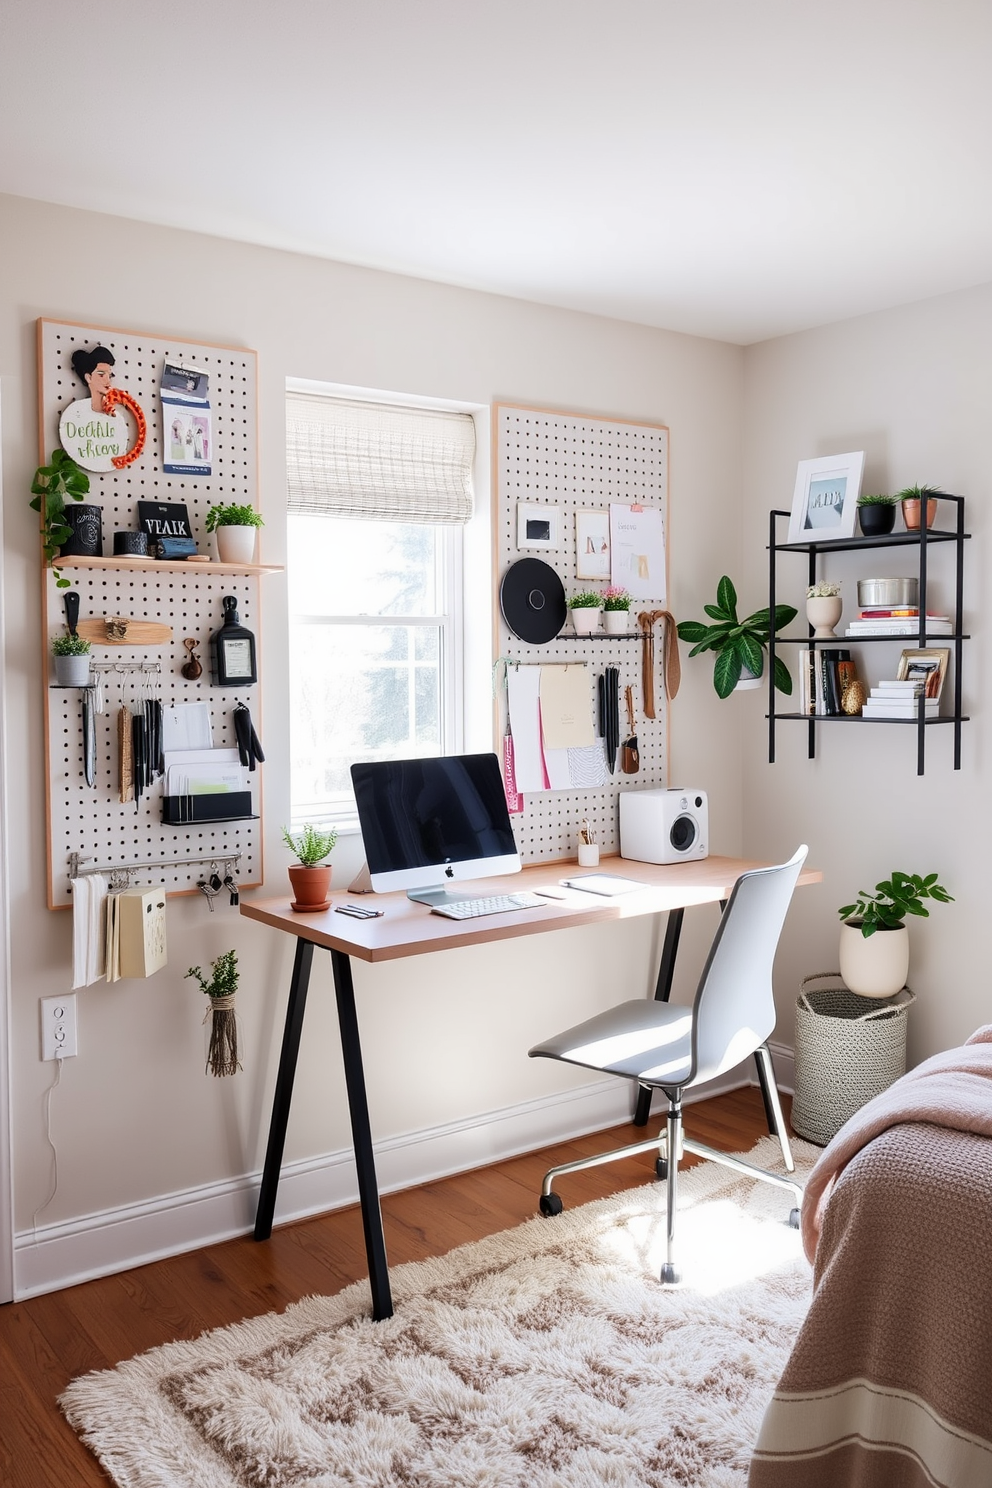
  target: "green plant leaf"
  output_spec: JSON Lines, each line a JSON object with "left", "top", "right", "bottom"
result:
{"left": 703, "top": 602, "right": 732, "bottom": 623}
{"left": 715, "top": 575, "right": 738, "bottom": 622}
{"left": 676, "top": 620, "right": 708, "bottom": 643}
{"left": 713, "top": 645, "right": 742, "bottom": 698}
{"left": 737, "top": 632, "right": 764, "bottom": 676}
{"left": 772, "top": 654, "right": 793, "bottom": 695}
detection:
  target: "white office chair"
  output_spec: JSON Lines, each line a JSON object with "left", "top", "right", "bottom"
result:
{"left": 529, "top": 845, "right": 808, "bottom": 1283}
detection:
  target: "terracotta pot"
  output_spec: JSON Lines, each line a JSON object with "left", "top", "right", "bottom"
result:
{"left": 288, "top": 863, "right": 332, "bottom": 911}
{"left": 901, "top": 497, "right": 937, "bottom": 532}
{"left": 839, "top": 921, "right": 909, "bottom": 999}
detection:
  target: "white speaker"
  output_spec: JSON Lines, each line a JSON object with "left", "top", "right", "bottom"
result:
{"left": 619, "top": 787, "right": 709, "bottom": 865}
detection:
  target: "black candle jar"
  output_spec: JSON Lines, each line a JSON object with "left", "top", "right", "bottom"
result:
{"left": 60, "top": 504, "right": 103, "bottom": 557}
{"left": 113, "top": 530, "right": 149, "bottom": 557}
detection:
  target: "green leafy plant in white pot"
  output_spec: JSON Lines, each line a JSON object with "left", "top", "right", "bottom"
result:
{"left": 838, "top": 870, "right": 953, "bottom": 998}
{"left": 676, "top": 576, "right": 796, "bottom": 697}
{"left": 205, "top": 502, "right": 264, "bottom": 565}
{"left": 51, "top": 632, "right": 92, "bottom": 687}
{"left": 283, "top": 823, "right": 338, "bottom": 911}
{"left": 568, "top": 590, "right": 603, "bottom": 635}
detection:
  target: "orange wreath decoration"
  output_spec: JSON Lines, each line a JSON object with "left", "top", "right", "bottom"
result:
{"left": 103, "top": 386, "right": 147, "bottom": 469}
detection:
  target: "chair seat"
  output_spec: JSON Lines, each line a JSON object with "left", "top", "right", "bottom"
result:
{"left": 529, "top": 998, "right": 695, "bottom": 1087}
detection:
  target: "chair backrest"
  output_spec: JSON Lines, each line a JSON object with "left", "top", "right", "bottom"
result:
{"left": 689, "top": 846, "right": 808, "bottom": 1085}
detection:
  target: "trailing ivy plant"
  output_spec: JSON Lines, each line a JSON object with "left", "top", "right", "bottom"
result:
{"left": 30, "top": 449, "right": 91, "bottom": 589}
{"left": 676, "top": 575, "right": 796, "bottom": 698}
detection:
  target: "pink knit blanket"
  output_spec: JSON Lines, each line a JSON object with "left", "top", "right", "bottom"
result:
{"left": 801, "top": 1022, "right": 992, "bottom": 1263}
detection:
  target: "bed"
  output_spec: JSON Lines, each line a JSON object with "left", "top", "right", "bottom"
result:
{"left": 749, "top": 1026, "right": 992, "bottom": 1488}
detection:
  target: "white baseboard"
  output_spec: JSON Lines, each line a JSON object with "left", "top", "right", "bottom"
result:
{"left": 13, "top": 1060, "right": 770, "bottom": 1299}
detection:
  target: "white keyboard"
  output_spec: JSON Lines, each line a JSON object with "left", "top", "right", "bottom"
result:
{"left": 430, "top": 892, "right": 546, "bottom": 920}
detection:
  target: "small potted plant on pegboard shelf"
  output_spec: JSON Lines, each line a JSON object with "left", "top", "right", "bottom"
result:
{"left": 205, "top": 502, "right": 265, "bottom": 565}
{"left": 568, "top": 591, "right": 604, "bottom": 635}
{"left": 602, "top": 586, "right": 631, "bottom": 634}
{"left": 283, "top": 823, "right": 338, "bottom": 911}
{"left": 51, "top": 632, "right": 92, "bottom": 687}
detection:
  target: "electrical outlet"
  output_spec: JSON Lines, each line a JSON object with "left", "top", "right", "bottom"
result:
{"left": 41, "top": 994, "right": 78, "bottom": 1060}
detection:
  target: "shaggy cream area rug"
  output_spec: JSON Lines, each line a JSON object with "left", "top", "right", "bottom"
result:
{"left": 61, "top": 1138, "right": 817, "bottom": 1488}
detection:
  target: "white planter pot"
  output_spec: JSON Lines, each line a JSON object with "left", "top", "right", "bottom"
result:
{"left": 215, "top": 525, "right": 258, "bottom": 565}
{"left": 53, "top": 653, "right": 92, "bottom": 686}
{"left": 839, "top": 922, "right": 909, "bottom": 999}
{"left": 806, "top": 595, "right": 843, "bottom": 638}
{"left": 570, "top": 608, "right": 602, "bottom": 635}
{"left": 603, "top": 609, "right": 630, "bottom": 634}
{"left": 734, "top": 665, "right": 762, "bottom": 691}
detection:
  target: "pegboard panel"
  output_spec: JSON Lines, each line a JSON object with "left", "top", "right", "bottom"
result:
{"left": 495, "top": 403, "right": 670, "bottom": 863}
{"left": 38, "top": 321, "right": 264, "bottom": 907}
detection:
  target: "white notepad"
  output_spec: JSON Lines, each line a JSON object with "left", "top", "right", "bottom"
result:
{"left": 559, "top": 873, "right": 649, "bottom": 896}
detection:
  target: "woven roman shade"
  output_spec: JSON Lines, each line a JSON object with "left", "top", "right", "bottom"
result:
{"left": 286, "top": 393, "right": 475, "bottom": 525}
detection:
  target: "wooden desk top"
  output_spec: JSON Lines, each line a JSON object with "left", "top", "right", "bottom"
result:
{"left": 241, "top": 855, "right": 822, "bottom": 965}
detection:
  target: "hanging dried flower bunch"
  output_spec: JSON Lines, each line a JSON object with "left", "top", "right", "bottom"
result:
{"left": 185, "top": 950, "right": 242, "bottom": 1077}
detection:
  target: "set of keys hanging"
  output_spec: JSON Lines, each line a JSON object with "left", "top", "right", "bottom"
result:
{"left": 198, "top": 867, "right": 240, "bottom": 911}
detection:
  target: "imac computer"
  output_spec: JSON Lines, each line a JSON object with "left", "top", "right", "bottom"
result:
{"left": 350, "top": 753, "right": 522, "bottom": 906}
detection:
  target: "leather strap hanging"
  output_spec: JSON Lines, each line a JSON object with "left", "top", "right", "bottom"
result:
{"left": 638, "top": 610, "right": 681, "bottom": 719}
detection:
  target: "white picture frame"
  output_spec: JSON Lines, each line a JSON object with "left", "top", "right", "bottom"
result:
{"left": 788, "top": 451, "right": 865, "bottom": 543}
{"left": 516, "top": 502, "right": 559, "bottom": 550}
{"left": 575, "top": 509, "right": 611, "bottom": 579}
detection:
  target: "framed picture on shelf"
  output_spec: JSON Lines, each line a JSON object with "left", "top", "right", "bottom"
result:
{"left": 897, "top": 647, "right": 949, "bottom": 700}
{"left": 575, "top": 509, "right": 611, "bottom": 579}
{"left": 788, "top": 451, "right": 865, "bottom": 543}
{"left": 516, "top": 502, "right": 559, "bottom": 551}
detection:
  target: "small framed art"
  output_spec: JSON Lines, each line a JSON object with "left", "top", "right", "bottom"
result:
{"left": 897, "top": 648, "right": 949, "bottom": 700}
{"left": 788, "top": 451, "right": 865, "bottom": 543}
{"left": 575, "top": 509, "right": 611, "bottom": 579}
{"left": 516, "top": 502, "right": 559, "bottom": 550}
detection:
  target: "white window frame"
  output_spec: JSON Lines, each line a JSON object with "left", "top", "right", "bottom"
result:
{"left": 285, "top": 379, "right": 491, "bottom": 835}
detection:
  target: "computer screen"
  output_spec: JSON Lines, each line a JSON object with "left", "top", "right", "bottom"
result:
{"left": 350, "top": 753, "right": 521, "bottom": 903}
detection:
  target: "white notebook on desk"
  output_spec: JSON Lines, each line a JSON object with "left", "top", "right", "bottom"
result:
{"left": 559, "top": 873, "right": 649, "bottom": 896}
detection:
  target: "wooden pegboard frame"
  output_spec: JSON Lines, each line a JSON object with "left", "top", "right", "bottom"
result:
{"left": 38, "top": 320, "right": 265, "bottom": 908}
{"left": 494, "top": 403, "right": 670, "bottom": 863}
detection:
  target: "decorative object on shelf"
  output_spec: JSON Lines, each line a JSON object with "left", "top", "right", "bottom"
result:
{"left": 211, "top": 595, "right": 257, "bottom": 686}
{"left": 515, "top": 502, "right": 559, "bottom": 551}
{"left": 895, "top": 483, "right": 942, "bottom": 532}
{"left": 838, "top": 869, "right": 953, "bottom": 998}
{"left": 205, "top": 502, "right": 264, "bottom": 565}
{"left": 842, "top": 679, "right": 866, "bottom": 714}
{"left": 181, "top": 637, "right": 203, "bottom": 680}
{"left": 52, "top": 631, "right": 92, "bottom": 687}
{"left": 856, "top": 576, "right": 919, "bottom": 610}
{"left": 137, "top": 500, "right": 193, "bottom": 547}
{"left": 788, "top": 451, "right": 865, "bottom": 543}
{"left": 567, "top": 591, "right": 603, "bottom": 634}
{"left": 602, "top": 586, "right": 631, "bottom": 634}
{"left": 897, "top": 647, "right": 949, "bottom": 700}
{"left": 113, "top": 530, "right": 148, "bottom": 557}
{"left": 499, "top": 558, "right": 567, "bottom": 644}
{"left": 677, "top": 576, "right": 796, "bottom": 698}
{"left": 805, "top": 581, "right": 842, "bottom": 637}
{"left": 185, "top": 950, "right": 242, "bottom": 1077}
{"left": 856, "top": 493, "right": 897, "bottom": 537}
{"left": 30, "top": 448, "right": 93, "bottom": 587}
{"left": 283, "top": 823, "right": 338, "bottom": 911}
{"left": 59, "top": 346, "right": 146, "bottom": 472}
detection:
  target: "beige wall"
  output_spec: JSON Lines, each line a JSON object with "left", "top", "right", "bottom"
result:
{"left": 0, "top": 194, "right": 746, "bottom": 1288}
{"left": 741, "top": 284, "right": 989, "bottom": 1063}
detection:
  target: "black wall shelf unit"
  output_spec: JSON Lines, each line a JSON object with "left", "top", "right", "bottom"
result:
{"left": 767, "top": 495, "right": 969, "bottom": 776}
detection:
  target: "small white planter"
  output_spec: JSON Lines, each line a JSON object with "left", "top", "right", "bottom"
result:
{"left": 806, "top": 594, "right": 842, "bottom": 637}
{"left": 839, "top": 921, "right": 910, "bottom": 999}
{"left": 734, "top": 666, "right": 763, "bottom": 691}
{"left": 215, "top": 525, "right": 258, "bottom": 565}
{"left": 53, "top": 653, "right": 92, "bottom": 687}
{"left": 603, "top": 609, "right": 630, "bottom": 634}
{"left": 570, "top": 607, "right": 602, "bottom": 635}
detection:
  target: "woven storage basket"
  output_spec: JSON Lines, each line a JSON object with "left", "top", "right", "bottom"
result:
{"left": 792, "top": 972, "right": 915, "bottom": 1145}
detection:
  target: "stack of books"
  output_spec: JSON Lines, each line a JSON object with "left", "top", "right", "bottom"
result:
{"left": 845, "top": 606, "right": 953, "bottom": 638}
{"left": 860, "top": 679, "right": 939, "bottom": 720}
{"left": 797, "top": 648, "right": 857, "bottom": 716}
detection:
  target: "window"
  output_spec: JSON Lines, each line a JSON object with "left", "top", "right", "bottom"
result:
{"left": 286, "top": 391, "right": 477, "bottom": 827}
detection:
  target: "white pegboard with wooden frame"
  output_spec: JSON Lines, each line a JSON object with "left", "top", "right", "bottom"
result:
{"left": 493, "top": 402, "right": 670, "bottom": 864}
{"left": 37, "top": 319, "right": 273, "bottom": 908}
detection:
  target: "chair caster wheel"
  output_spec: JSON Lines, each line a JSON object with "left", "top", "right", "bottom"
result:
{"left": 655, "top": 1157, "right": 668, "bottom": 1180}
{"left": 539, "top": 1193, "right": 563, "bottom": 1217}
{"left": 660, "top": 1262, "right": 682, "bottom": 1285}
{"left": 789, "top": 1207, "right": 800, "bottom": 1230}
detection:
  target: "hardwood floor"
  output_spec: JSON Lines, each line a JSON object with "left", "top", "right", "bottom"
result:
{"left": 0, "top": 1085, "right": 790, "bottom": 1488}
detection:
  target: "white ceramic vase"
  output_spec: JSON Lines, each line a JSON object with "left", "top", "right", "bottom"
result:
{"left": 806, "top": 594, "right": 842, "bottom": 638}
{"left": 216, "top": 525, "right": 258, "bottom": 565}
{"left": 571, "top": 607, "right": 602, "bottom": 635}
{"left": 603, "top": 608, "right": 630, "bottom": 634}
{"left": 839, "top": 921, "right": 909, "bottom": 999}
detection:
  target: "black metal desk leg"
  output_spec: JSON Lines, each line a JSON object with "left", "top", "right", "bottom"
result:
{"left": 330, "top": 947, "right": 393, "bottom": 1321}
{"left": 255, "top": 937, "right": 315, "bottom": 1240}
{"left": 633, "top": 908, "right": 685, "bottom": 1127}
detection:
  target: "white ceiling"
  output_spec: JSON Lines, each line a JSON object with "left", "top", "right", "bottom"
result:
{"left": 3, "top": 1, "right": 992, "bottom": 344}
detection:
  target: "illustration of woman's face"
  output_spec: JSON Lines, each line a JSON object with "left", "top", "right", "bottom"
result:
{"left": 86, "top": 362, "right": 114, "bottom": 411}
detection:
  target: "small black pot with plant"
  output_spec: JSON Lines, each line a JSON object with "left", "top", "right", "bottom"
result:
{"left": 856, "top": 494, "right": 898, "bottom": 538}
